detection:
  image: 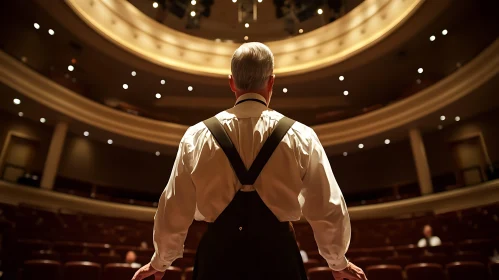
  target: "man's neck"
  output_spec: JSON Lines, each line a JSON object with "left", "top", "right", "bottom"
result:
{"left": 235, "top": 91, "right": 269, "bottom": 103}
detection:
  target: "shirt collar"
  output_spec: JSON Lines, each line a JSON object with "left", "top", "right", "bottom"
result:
{"left": 235, "top": 93, "right": 268, "bottom": 107}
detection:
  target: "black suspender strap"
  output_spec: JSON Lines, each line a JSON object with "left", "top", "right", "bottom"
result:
{"left": 203, "top": 116, "right": 296, "bottom": 185}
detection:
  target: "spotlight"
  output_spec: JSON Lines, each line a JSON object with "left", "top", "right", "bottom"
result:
{"left": 258, "top": 0, "right": 262, "bottom": 2}
{"left": 83, "top": 131, "right": 89, "bottom": 137}
{"left": 343, "top": 91, "right": 349, "bottom": 96}
{"left": 384, "top": 139, "right": 390, "bottom": 145}
{"left": 48, "top": 29, "right": 55, "bottom": 35}
{"left": 317, "top": 8, "right": 323, "bottom": 15}
{"left": 418, "top": 68, "right": 423, "bottom": 74}
{"left": 188, "top": 86, "right": 193, "bottom": 91}
{"left": 68, "top": 65, "right": 74, "bottom": 71}
{"left": 161, "top": 79, "right": 166, "bottom": 85}
{"left": 430, "top": 35, "right": 436, "bottom": 41}
{"left": 283, "top": 88, "right": 288, "bottom": 93}
{"left": 123, "top": 84, "right": 128, "bottom": 89}
{"left": 34, "top": 23, "right": 40, "bottom": 29}
{"left": 339, "top": 76, "right": 344, "bottom": 81}
{"left": 153, "top": 2, "right": 159, "bottom": 8}
{"left": 40, "top": 118, "right": 46, "bottom": 123}
{"left": 131, "top": 71, "right": 136, "bottom": 76}
{"left": 190, "top": 11, "right": 196, "bottom": 17}
{"left": 442, "top": 29, "right": 448, "bottom": 35}
{"left": 108, "top": 139, "right": 113, "bottom": 145}
{"left": 156, "top": 93, "right": 162, "bottom": 99}
{"left": 244, "top": 36, "right": 249, "bottom": 40}
{"left": 155, "top": 151, "right": 161, "bottom": 156}
{"left": 343, "top": 152, "right": 348, "bottom": 156}
{"left": 358, "top": 143, "right": 364, "bottom": 149}
{"left": 13, "top": 98, "right": 21, "bottom": 105}
{"left": 298, "top": 28, "right": 303, "bottom": 34}
{"left": 455, "top": 116, "right": 460, "bottom": 122}
{"left": 191, "top": 0, "right": 196, "bottom": 4}
{"left": 18, "top": 112, "right": 24, "bottom": 117}
{"left": 232, "top": 0, "right": 237, "bottom": 3}
{"left": 440, "top": 115, "right": 446, "bottom": 121}
{"left": 245, "top": 23, "right": 249, "bottom": 28}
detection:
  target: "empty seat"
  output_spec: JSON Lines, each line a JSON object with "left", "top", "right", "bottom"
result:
{"left": 385, "top": 255, "right": 413, "bottom": 267}
{"left": 406, "top": 263, "right": 444, "bottom": 280}
{"left": 366, "top": 246, "right": 395, "bottom": 258}
{"left": 453, "top": 251, "right": 487, "bottom": 263}
{"left": 96, "top": 253, "right": 122, "bottom": 266}
{"left": 418, "top": 252, "right": 450, "bottom": 266}
{"left": 350, "top": 257, "right": 382, "bottom": 271}
{"left": 64, "top": 261, "right": 101, "bottom": 280}
{"left": 64, "top": 252, "right": 95, "bottom": 263}
{"left": 303, "top": 259, "right": 321, "bottom": 272}
{"left": 184, "top": 267, "right": 194, "bottom": 280}
{"left": 446, "top": 261, "right": 487, "bottom": 280}
{"left": 395, "top": 245, "right": 424, "bottom": 259}
{"left": 23, "top": 260, "right": 62, "bottom": 280}
{"left": 103, "top": 263, "right": 136, "bottom": 280}
{"left": 31, "top": 250, "right": 60, "bottom": 261}
{"left": 366, "top": 265, "right": 403, "bottom": 280}
{"left": 307, "top": 267, "right": 333, "bottom": 280}
{"left": 162, "top": 266, "right": 182, "bottom": 280}
{"left": 458, "top": 239, "right": 494, "bottom": 257}
{"left": 346, "top": 248, "right": 369, "bottom": 259}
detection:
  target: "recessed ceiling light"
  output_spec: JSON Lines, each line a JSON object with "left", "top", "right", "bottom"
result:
{"left": 13, "top": 98, "right": 21, "bottom": 105}
{"left": 358, "top": 143, "right": 364, "bottom": 149}
{"left": 40, "top": 118, "right": 46, "bottom": 123}
{"left": 455, "top": 116, "right": 460, "bottom": 122}
{"left": 442, "top": 29, "right": 448, "bottom": 35}
{"left": 107, "top": 139, "right": 113, "bottom": 145}
{"left": 245, "top": 23, "right": 249, "bottom": 28}
{"left": 298, "top": 29, "right": 303, "bottom": 34}
{"left": 244, "top": 36, "right": 249, "bottom": 40}
{"left": 440, "top": 115, "right": 446, "bottom": 121}
{"left": 438, "top": 125, "right": 443, "bottom": 130}
{"left": 190, "top": 11, "right": 196, "bottom": 17}
{"left": 339, "top": 76, "right": 344, "bottom": 81}
{"left": 384, "top": 139, "right": 390, "bottom": 145}
{"left": 160, "top": 79, "right": 166, "bottom": 85}
{"left": 155, "top": 151, "right": 161, "bottom": 156}
{"left": 343, "top": 152, "right": 348, "bottom": 156}
{"left": 18, "top": 112, "right": 24, "bottom": 117}
{"left": 123, "top": 83, "right": 128, "bottom": 89}
{"left": 416, "top": 79, "right": 421, "bottom": 84}
{"left": 48, "top": 29, "right": 55, "bottom": 35}
{"left": 418, "top": 68, "right": 423, "bottom": 74}
{"left": 258, "top": 0, "right": 262, "bottom": 2}
{"left": 429, "top": 35, "right": 436, "bottom": 42}
{"left": 68, "top": 65, "right": 74, "bottom": 71}
{"left": 83, "top": 131, "right": 89, "bottom": 137}
{"left": 232, "top": 0, "right": 237, "bottom": 3}
{"left": 153, "top": 2, "right": 159, "bottom": 8}
{"left": 283, "top": 88, "right": 288, "bottom": 93}
{"left": 155, "top": 93, "right": 162, "bottom": 99}
{"left": 343, "top": 90, "right": 349, "bottom": 96}
{"left": 191, "top": 0, "right": 196, "bottom": 5}
{"left": 188, "top": 86, "right": 193, "bottom": 91}
{"left": 34, "top": 23, "right": 40, "bottom": 29}
{"left": 317, "top": 8, "right": 323, "bottom": 15}
{"left": 131, "top": 71, "right": 136, "bottom": 76}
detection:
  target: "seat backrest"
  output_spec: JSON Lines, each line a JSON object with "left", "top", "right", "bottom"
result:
{"left": 418, "top": 252, "right": 450, "bottom": 266}
{"left": 366, "top": 246, "right": 395, "bottom": 258}
{"left": 103, "top": 263, "right": 136, "bottom": 280}
{"left": 97, "top": 253, "right": 122, "bottom": 266}
{"left": 446, "top": 261, "right": 487, "bottom": 280}
{"left": 366, "top": 265, "right": 403, "bottom": 280}
{"left": 31, "top": 250, "right": 61, "bottom": 261}
{"left": 65, "top": 261, "right": 101, "bottom": 280}
{"left": 23, "top": 260, "right": 62, "bottom": 280}
{"left": 395, "top": 245, "right": 424, "bottom": 259}
{"left": 453, "top": 251, "right": 487, "bottom": 263}
{"left": 184, "top": 267, "right": 194, "bottom": 280}
{"left": 64, "top": 252, "right": 95, "bottom": 263}
{"left": 385, "top": 255, "right": 413, "bottom": 267}
{"left": 351, "top": 257, "right": 383, "bottom": 271}
{"left": 405, "top": 263, "right": 444, "bottom": 280}
{"left": 307, "top": 267, "right": 333, "bottom": 280}
{"left": 161, "top": 266, "right": 182, "bottom": 280}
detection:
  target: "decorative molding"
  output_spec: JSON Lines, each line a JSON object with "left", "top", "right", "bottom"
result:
{"left": 63, "top": 0, "right": 424, "bottom": 77}
{"left": 1, "top": 179, "right": 498, "bottom": 221}
{"left": 1, "top": 40, "right": 497, "bottom": 147}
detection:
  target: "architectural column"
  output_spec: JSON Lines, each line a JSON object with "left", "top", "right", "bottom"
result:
{"left": 41, "top": 121, "right": 68, "bottom": 190}
{"left": 409, "top": 128, "right": 434, "bottom": 195}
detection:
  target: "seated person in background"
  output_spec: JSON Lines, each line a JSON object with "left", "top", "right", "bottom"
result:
{"left": 417, "top": 224, "right": 442, "bottom": 247}
{"left": 126, "top": 251, "right": 141, "bottom": 268}
{"left": 297, "top": 242, "right": 309, "bottom": 262}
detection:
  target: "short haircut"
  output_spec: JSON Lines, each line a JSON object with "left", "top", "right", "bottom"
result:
{"left": 231, "top": 42, "right": 274, "bottom": 91}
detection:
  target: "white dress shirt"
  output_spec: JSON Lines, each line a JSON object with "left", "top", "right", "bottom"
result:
{"left": 151, "top": 93, "right": 351, "bottom": 272}
{"left": 417, "top": 236, "right": 442, "bottom": 247}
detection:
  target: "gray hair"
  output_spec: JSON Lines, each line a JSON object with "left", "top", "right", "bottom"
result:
{"left": 231, "top": 42, "right": 274, "bottom": 91}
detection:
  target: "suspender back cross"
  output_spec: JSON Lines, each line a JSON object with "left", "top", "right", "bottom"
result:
{"left": 203, "top": 116, "right": 296, "bottom": 185}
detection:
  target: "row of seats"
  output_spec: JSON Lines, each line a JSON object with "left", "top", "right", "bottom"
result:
{"left": 308, "top": 261, "right": 499, "bottom": 280}
{"left": 19, "top": 260, "right": 499, "bottom": 280}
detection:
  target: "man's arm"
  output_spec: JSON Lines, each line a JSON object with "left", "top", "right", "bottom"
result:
{"left": 300, "top": 130, "right": 351, "bottom": 271}
{"left": 150, "top": 140, "right": 197, "bottom": 271}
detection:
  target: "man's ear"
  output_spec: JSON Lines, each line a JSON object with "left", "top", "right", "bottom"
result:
{"left": 229, "top": 75, "right": 237, "bottom": 92}
{"left": 267, "top": 75, "right": 275, "bottom": 92}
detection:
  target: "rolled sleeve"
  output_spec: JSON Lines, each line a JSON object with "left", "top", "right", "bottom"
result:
{"left": 150, "top": 139, "right": 196, "bottom": 272}
{"left": 300, "top": 130, "right": 351, "bottom": 271}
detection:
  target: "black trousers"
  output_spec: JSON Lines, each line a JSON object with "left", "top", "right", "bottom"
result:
{"left": 193, "top": 191, "right": 307, "bottom": 280}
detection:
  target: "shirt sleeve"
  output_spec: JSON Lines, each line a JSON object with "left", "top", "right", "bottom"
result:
{"left": 433, "top": 236, "right": 442, "bottom": 246}
{"left": 417, "top": 238, "right": 426, "bottom": 247}
{"left": 300, "top": 130, "right": 351, "bottom": 271}
{"left": 150, "top": 138, "right": 196, "bottom": 272}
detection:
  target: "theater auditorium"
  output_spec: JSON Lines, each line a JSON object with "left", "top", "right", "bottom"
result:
{"left": 0, "top": 0, "right": 498, "bottom": 279}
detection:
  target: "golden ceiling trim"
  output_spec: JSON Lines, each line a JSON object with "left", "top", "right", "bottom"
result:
{"left": 0, "top": 40, "right": 497, "bottom": 148}
{"left": 65, "top": 0, "right": 424, "bottom": 77}
{"left": 2, "top": 179, "right": 498, "bottom": 221}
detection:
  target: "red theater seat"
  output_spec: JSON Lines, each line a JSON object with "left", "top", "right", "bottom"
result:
{"left": 96, "top": 253, "right": 122, "bottom": 266}
{"left": 426, "top": 242, "right": 455, "bottom": 255}
{"left": 307, "top": 267, "right": 333, "bottom": 280}
{"left": 64, "top": 261, "right": 101, "bottom": 280}
{"left": 64, "top": 252, "right": 95, "bottom": 263}
{"left": 303, "top": 259, "right": 321, "bottom": 272}
{"left": 385, "top": 255, "right": 413, "bottom": 267}
{"left": 162, "top": 266, "right": 182, "bottom": 280}
{"left": 31, "top": 250, "right": 61, "bottom": 261}
{"left": 184, "top": 267, "right": 194, "bottom": 280}
{"left": 183, "top": 249, "right": 197, "bottom": 258}
{"left": 405, "top": 263, "right": 444, "bottom": 280}
{"left": 458, "top": 239, "right": 494, "bottom": 256}
{"left": 418, "top": 252, "right": 450, "bottom": 266}
{"left": 366, "top": 246, "right": 395, "bottom": 258}
{"left": 395, "top": 244, "right": 424, "bottom": 259}
{"left": 446, "top": 261, "right": 487, "bottom": 280}
{"left": 454, "top": 251, "right": 487, "bottom": 263}
{"left": 103, "top": 263, "right": 136, "bottom": 280}
{"left": 23, "top": 260, "right": 62, "bottom": 280}
{"left": 350, "top": 257, "right": 383, "bottom": 271}
{"left": 366, "top": 265, "right": 403, "bottom": 280}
